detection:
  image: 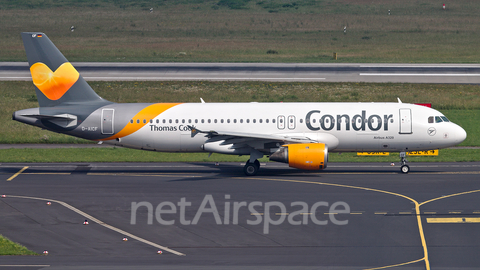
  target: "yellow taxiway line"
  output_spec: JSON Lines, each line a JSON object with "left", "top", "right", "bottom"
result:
{"left": 6, "top": 166, "right": 28, "bottom": 181}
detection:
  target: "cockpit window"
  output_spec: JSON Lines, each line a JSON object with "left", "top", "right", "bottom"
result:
{"left": 429, "top": 116, "right": 450, "bottom": 123}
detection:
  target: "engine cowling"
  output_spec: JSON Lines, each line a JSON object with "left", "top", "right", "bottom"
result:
{"left": 269, "top": 143, "right": 328, "bottom": 170}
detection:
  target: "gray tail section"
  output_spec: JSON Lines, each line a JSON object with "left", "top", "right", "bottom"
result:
{"left": 21, "top": 32, "right": 110, "bottom": 107}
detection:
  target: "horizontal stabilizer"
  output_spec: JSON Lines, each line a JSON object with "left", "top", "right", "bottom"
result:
{"left": 21, "top": 113, "right": 78, "bottom": 128}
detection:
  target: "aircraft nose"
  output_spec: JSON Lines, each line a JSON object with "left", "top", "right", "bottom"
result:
{"left": 455, "top": 124, "right": 467, "bottom": 144}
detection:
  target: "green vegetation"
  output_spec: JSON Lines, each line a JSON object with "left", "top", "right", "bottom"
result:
{"left": 1, "top": 0, "right": 480, "bottom": 62}
{"left": 0, "top": 235, "right": 37, "bottom": 255}
{"left": 1, "top": 147, "right": 478, "bottom": 163}
{"left": 2, "top": 81, "right": 479, "bottom": 145}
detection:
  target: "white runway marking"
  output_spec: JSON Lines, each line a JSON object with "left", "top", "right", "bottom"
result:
{"left": 5, "top": 195, "right": 186, "bottom": 256}
{"left": 360, "top": 73, "right": 480, "bottom": 76}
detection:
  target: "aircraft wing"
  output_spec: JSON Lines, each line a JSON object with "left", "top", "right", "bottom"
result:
{"left": 189, "top": 125, "right": 317, "bottom": 144}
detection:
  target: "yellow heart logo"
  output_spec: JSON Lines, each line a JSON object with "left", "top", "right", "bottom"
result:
{"left": 30, "top": 62, "right": 79, "bottom": 100}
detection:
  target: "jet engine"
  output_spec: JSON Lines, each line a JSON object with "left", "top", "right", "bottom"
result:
{"left": 269, "top": 143, "right": 328, "bottom": 170}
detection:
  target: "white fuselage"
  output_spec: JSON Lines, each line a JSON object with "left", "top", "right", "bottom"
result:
{"left": 99, "top": 102, "right": 466, "bottom": 154}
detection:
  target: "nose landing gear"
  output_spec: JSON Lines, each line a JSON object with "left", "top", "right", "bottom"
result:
{"left": 399, "top": 152, "right": 410, "bottom": 174}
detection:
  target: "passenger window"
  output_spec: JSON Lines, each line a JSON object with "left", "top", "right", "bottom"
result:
{"left": 221, "top": 119, "right": 224, "bottom": 123}
{"left": 253, "top": 119, "right": 256, "bottom": 123}
{"left": 201, "top": 119, "right": 205, "bottom": 123}
{"left": 156, "top": 119, "right": 159, "bottom": 124}
{"left": 188, "top": 119, "right": 192, "bottom": 124}
{"left": 195, "top": 119, "right": 198, "bottom": 123}
{"left": 299, "top": 119, "right": 303, "bottom": 123}
{"left": 246, "top": 119, "right": 250, "bottom": 123}
{"left": 266, "top": 119, "right": 269, "bottom": 123}
{"left": 272, "top": 119, "right": 275, "bottom": 123}
{"left": 214, "top": 119, "right": 217, "bottom": 123}
{"left": 130, "top": 120, "right": 133, "bottom": 124}
{"left": 428, "top": 116, "right": 434, "bottom": 123}
{"left": 137, "top": 119, "right": 140, "bottom": 124}
{"left": 208, "top": 119, "right": 211, "bottom": 123}
{"left": 169, "top": 119, "right": 172, "bottom": 124}
{"left": 240, "top": 119, "right": 243, "bottom": 123}
{"left": 143, "top": 119, "right": 146, "bottom": 124}
{"left": 234, "top": 119, "right": 237, "bottom": 123}
{"left": 227, "top": 119, "right": 230, "bottom": 123}
{"left": 182, "top": 119, "right": 185, "bottom": 124}
{"left": 175, "top": 119, "right": 179, "bottom": 124}
{"left": 259, "top": 119, "right": 262, "bottom": 123}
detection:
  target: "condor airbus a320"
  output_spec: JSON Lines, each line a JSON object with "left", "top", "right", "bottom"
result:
{"left": 13, "top": 32, "right": 467, "bottom": 175}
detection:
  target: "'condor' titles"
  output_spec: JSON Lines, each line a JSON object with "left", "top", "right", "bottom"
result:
{"left": 305, "top": 110, "right": 394, "bottom": 131}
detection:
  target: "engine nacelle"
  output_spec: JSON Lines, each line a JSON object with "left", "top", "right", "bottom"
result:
{"left": 269, "top": 143, "right": 328, "bottom": 170}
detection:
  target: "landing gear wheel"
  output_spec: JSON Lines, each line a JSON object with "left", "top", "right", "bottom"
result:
{"left": 401, "top": 164, "right": 410, "bottom": 174}
{"left": 244, "top": 160, "right": 260, "bottom": 176}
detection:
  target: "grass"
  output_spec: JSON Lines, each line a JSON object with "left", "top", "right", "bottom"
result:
{"left": 2, "top": 81, "right": 480, "bottom": 146}
{"left": 2, "top": 0, "right": 480, "bottom": 62}
{"left": 0, "top": 235, "right": 37, "bottom": 256}
{"left": 1, "top": 147, "right": 479, "bottom": 163}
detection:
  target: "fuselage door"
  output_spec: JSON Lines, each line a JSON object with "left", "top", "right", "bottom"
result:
{"left": 399, "top": 108, "right": 412, "bottom": 134}
{"left": 277, "top": 115, "right": 285, "bottom": 130}
{"left": 288, "top": 115, "right": 296, "bottom": 130}
{"left": 101, "top": 109, "right": 114, "bottom": 134}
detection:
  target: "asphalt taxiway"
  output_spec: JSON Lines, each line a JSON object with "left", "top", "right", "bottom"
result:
{"left": 3, "top": 62, "right": 480, "bottom": 83}
{"left": 1, "top": 162, "right": 480, "bottom": 269}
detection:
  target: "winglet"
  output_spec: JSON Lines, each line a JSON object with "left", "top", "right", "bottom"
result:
{"left": 189, "top": 125, "right": 201, "bottom": 138}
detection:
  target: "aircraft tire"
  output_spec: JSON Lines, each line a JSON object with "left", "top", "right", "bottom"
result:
{"left": 400, "top": 165, "right": 410, "bottom": 174}
{"left": 244, "top": 161, "right": 259, "bottom": 176}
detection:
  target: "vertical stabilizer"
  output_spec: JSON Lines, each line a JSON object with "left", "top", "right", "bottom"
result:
{"left": 21, "top": 32, "right": 109, "bottom": 107}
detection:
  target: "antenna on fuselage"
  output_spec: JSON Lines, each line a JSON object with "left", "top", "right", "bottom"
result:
{"left": 397, "top": 97, "right": 402, "bottom": 103}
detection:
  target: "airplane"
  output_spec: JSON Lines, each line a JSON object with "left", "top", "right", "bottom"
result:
{"left": 13, "top": 32, "right": 467, "bottom": 176}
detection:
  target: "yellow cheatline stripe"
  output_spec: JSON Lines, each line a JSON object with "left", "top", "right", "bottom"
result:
{"left": 7, "top": 167, "right": 28, "bottom": 181}
{"left": 275, "top": 213, "right": 289, "bottom": 215}
{"left": 375, "top": 212, "right": 387, "bottom": 215}
{"left": 423, "top": 212, "right": 437, "bottom": 214}
{"left": 4, "top": 195, "right": 185, "bottom": 256}
{"left": 427, "top": 217, "right": 480, "bottom": 223}
{"left": 100, "top": 103, "right": 181, "bottom": 141}
{"left": 240, "top": 176, "right": 430, "bottom": 270}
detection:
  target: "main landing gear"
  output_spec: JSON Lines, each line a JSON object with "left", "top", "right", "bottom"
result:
{"left": 244, "top": 159, "right": 260, "bottom": 176}
{"left": 399, "top": 152, "right": 410, "bottom": 174}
